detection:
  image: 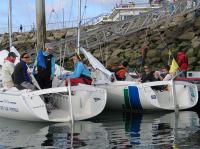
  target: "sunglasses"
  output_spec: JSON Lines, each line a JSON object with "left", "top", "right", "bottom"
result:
{"left": 23, "top": 56, "right": 30, "bottom": 59}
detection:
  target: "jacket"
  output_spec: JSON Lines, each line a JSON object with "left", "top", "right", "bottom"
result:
{"left": 176, "top": 52, "right": 188, "bottom": 70}
{"left": 36, "top": 49, "right": 55, "bottom": 78}
{"left": 115, "top": 65, "right": 126, "bottom": 80}
{"left": 59, "top": 61, "right": 91, "bottom": 79}
{"left": 2, "top": 59, "right": 14, "bottom": 87}
{"left": 12, "top": 60, "right": 32, "bottom": 85}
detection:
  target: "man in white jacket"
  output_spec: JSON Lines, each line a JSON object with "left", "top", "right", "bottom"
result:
{"left": 2, "top": 52, "right": 17, "bottom": 88}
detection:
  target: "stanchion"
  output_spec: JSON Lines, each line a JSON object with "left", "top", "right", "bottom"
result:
{"left": 68, "top": 78, "right": 74, "bottom": 124}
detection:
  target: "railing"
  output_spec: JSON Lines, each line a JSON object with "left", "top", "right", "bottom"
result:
{"left": 52, "top": 0, "right": 200, "bottom": 51}
{"left": 24, "top": 0, "right": 200, "bottom": 63}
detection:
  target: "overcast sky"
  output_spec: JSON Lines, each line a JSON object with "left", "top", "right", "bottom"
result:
{"left": 0, "top": 0, "right": 148, "bottom": 33}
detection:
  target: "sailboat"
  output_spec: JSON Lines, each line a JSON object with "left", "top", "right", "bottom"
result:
{"left": 0, "top": 0, "right": 107, "bottom": 122}
{"left": 80, "top": 47, "right": 198, "bottom": 111}
{"left": 49, "top": 0, "right": 198, "bottom": 111}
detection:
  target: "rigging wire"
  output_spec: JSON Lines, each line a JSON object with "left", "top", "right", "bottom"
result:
{"left": 47, "top": 0, "right": 62, "bottom": 28}
{"left": 81, "top": 0, "right": 88, "bottom": 23}
{"left": 60, "top": 0, "right": 75, "bottom": 74}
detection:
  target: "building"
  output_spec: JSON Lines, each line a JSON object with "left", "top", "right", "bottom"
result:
{"left": 98, "top": 2, "right": 161, "bottom": 23}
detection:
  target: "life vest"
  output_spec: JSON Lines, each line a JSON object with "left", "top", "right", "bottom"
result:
{"left": 177, "top": 52, "right": 188, "bottom": 70}
{"left": 115, "top": 66, "right": 126, "bottom": 80}
{"left": 37, "top": 54, "right": 53, "bottom": 78}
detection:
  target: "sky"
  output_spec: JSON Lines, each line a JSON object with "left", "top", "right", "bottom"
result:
{"left": 0, "top": 0, "right": 148, "bottom": 33}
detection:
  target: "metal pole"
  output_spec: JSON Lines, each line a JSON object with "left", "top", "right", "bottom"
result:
{"left": 171, "top": 79, "right": 179, "bottom": 113}
{"left": 36, "top": 0, "right": 46, "bottom": 50}
{"left": 68, "top": 79, "right": 74, "bottom": 124}
{"left": 62, "top": 8, "right": 65, "bottom": 28}
{"left": 77, "top": 0, "right": 81, "bottom": 53}
{"left": 8, "top": 0, "right": 12, "bottom": 48}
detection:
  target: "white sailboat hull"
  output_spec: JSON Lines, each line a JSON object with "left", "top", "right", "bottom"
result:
{"left": 98, "top": 80, "right": 198, "bottom": 111}
{"left": 0, "top": 86, "right": 107, "bottom": 122}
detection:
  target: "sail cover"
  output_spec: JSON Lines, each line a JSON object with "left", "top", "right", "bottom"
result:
{"left": 80, "top": 47, "right": 114, "bottom": 82}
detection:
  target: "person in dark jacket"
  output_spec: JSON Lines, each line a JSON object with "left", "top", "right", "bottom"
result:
{"left": 141, "top": 65, "right": 156, "bottom": 83}
{"left": 34, "top": 43, "right": 56, "bottom": 89}
{"left": 12, "top": 53, "right": 35, "bottom": 90}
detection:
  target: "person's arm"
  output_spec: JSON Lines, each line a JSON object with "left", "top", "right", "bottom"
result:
{"left": 12, "top": 63, "right": 23, "bottom": 84}
{"left": 58, "top": 73, "right": 70, "bottom": 80}
{"left": 7, "top": 63, "right": 14, "bottom": 76}
{"left": 163, "top": 74, "right": 172, "bottom": 81}
{"left": 51, "top": 56, "right": 56, "bottom": 79}
{"left": 69, "top": 62, "right": 84, "bottom": 78}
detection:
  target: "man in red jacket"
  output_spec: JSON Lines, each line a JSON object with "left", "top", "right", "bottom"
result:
{"left": 176, "top": 51, "right": 188, "bottom": 77}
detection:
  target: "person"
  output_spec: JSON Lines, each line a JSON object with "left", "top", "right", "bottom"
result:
{"left": 154, "top": 65, "right": 170, "bottom": 81}
{"left": 6, "top": 46, "right": 10, "bottom": 52}
{"left": 20, "top": 24, "right": 23, "bottom": 32}
{"left": 114, "top": 61, "right": 128, "bottom": 81}
{"left": 12, "top": 53, "right": 35, "bottom": 90}
{"left": 176, "top": 51, "right": 188, "bottom": 77}
{"left": 106, "top": 63, "right": 117, "bottom": 72}
{"left": 2, "top": 52, "right": 17, "bottom": 88}
{"left": 34, "top": 43, "right": 56, "bottom": 89}
{"left": 58, "top": 54, "right": 92, "bottom": 86}
{"left": 140, "top": 65, "right": 156, "bottom": 83}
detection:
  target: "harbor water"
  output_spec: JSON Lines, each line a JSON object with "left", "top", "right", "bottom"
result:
{"left": 0, "top": 110, "right": 199, "bottom": 149}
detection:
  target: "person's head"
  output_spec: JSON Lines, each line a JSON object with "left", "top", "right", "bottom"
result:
{"left": 71, "top": 54, "right": 82, "bottom": 64}
{"left": 122, "top": 61, "right": 128, "bottom": 67}
{"left": 44, "top": 43, "right": 54, "bottom": 54}
{"left": 21, "top": 52, "right": 30, "bottom": 64}
{"left": 143, "top": 65, "right": 150, "bottom": 73}
{"left": 161, "top": 65, "right": 170, "bottom": 73}
{"left": 7, "top": 52, "right": 17, "bottom": 63}
{"left": 6, "top": 45, "right": 10, "bottom": 52}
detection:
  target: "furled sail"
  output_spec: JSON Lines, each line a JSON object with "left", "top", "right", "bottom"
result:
{"left": 80, "top": 47, "right": 115, "bottom": 83}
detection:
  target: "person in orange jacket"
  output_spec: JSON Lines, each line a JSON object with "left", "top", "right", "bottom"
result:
{"left": 115, "top": 61, "right": 128, "bottom": 81}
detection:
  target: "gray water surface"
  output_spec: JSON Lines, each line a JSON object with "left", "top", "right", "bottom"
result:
{"left": 0, "top": 111, "right": 199, "bottom": 149}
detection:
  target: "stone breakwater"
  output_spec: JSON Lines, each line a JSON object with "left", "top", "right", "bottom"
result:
{"left": 1, "top": 10, "right": 200, "bottom": 71}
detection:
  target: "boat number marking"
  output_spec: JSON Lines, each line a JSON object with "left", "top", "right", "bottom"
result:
{"left": 0, "top": 99, "right": 16, "bottom": 104}
{"left": 189, "top": 87, "right": 195, "bottom": 102}
{"left": 0, "top": 106, "right": 19, "bottom": 112}
{"left": 0, "top": 99, "right": 18, "bottom": 112}
{"left": 93, "top": 98, "right": 101, "bottom": 102}
{"left": 151, "top": 95, "right": 157, "bottom": 99}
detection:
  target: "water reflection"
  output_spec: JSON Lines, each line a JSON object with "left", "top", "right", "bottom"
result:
{"left": 0, "top": 111, "right": 199, "bottom": 148}
{"left": 94, "top": 111, "right": 200, "bottom": 148}
{"left": 42, "top": 122, "right": 108, "bottom": 149}
{"left": 0, "top": 118, "right": 48, "bottom": 148}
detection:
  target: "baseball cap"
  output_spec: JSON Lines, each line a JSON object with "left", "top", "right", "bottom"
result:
{"left": 8, "top": 52, "right": 17, "bottom": 57}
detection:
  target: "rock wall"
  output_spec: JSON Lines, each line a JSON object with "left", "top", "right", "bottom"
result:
{"left": 91, "top": 11, "right": 200, "bottom": 71}
{"left": 1, "top": 10, "right": 200, "bottom": 71}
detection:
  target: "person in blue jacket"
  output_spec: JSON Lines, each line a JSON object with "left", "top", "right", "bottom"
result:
{"left": 12, "top": 52, "right": 35, "bottom": 90}
{"left": 34, "top": 43, "right": 55, "bottom": 89}
{"left": 59, "top": 54, "right": 92, "bottom": 86}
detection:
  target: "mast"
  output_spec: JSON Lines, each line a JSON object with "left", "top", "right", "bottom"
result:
{"left": 77, "top": 0, "right": 81, "bottom": 53}
{"left": 36, "top": 0, "right": 46, "bottom": 50}
{"left": 62, "top": 8, "right": 65, "bottom": 28}
{"left": 8, "top": 0, "right": 12, "bottom": 48}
